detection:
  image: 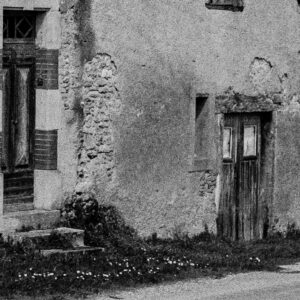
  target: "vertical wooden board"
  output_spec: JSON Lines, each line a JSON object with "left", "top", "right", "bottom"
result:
{"left": 246, "top": 161, "right": 251, "bottom": 240}
{"left": 2, "top": 68, "right": 10, "bottom": 171}
{"left": 231, "top": 162, "right": 236, "bottom": 240}
{"left": 253, "top": 160, "right": 258, "bottom": 238}
{"left": 220, "top": 114, "right": 238, "bottom": 240}
{"left": 249, "top": 161, "right": 254, "bottom": 239}
{"left": 220, "top": 164, "right": 228, "bottom": 236}
{"left": 240, "top": 115, "right": 261, "bottom": 241}
{"left": 252, "top": 161, "right": 257, "bottom": 239}
{"left": 248, "top": 161, "right": 252, "bottom": 240}
{"left": 238, "top": 161, "right": 244, "bottom": 240}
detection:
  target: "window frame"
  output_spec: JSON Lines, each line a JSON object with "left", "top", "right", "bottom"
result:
{"left": 3, "top": 10, "right": 36, "bottom": 42}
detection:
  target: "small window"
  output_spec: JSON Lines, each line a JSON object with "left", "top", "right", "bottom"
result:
{"left": 243, "top": 125, "right": 257, "bottom": 157}
{"left": 195, "top": 94, "right": 209, "bottom": 161}
{"left": 205, "top": 0, "right": 244, "bottom": 12}
{"left": 223, "top": 127, "right": 232, "bottom": 159}
{"left": 3, "top": 12, "right": 36, "bottom": 39}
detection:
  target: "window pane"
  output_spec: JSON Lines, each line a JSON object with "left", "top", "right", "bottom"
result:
{"left": 223, "top": 127, "right": 232, "bottom": 159}
{"left": 3, "top": 14, "right": 35, "bottom": 39}
{"left": 243, "top": 125, "right": 257, "bottom": 157}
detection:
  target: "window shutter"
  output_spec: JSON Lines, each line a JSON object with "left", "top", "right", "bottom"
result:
{"left": 34, "top": 130, "right": 58, "bottom": 170}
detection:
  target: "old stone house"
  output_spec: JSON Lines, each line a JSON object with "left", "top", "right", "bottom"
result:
{"left": 0, "top": 0, "right": 300, "bottom": 240}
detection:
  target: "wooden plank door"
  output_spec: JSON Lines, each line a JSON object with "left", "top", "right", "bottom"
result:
{"left": 2, "top": 50, "right": 35, "bottom": 212}
{"left": 219, "top": 114, "right": 261, "bottom": 240}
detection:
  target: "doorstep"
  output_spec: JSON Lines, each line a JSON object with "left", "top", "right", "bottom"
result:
{"left": 8, "top": 227, "right": 85, "bottom": 248}
{"left": 1, "top": 209, "right": 60, "bottom": 233}
{"left": 41, "top": 246, "right": 105, "bottom": 256}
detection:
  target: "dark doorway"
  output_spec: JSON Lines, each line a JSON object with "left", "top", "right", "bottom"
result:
{"left": 2, "top": 11, "right": 36, "bottom": 213}
{"left": 219, "top": 113, "right": 262, "bottom": 240}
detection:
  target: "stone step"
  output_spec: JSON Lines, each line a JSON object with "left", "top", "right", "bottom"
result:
{"left": 7, "top": 227, "right": 85, "bottom": 248}
{"left": 2, "top": 209, "right": 60, "bottom": 232}
{"left": 41, "top": 246, "right": 105, "bottom": 256}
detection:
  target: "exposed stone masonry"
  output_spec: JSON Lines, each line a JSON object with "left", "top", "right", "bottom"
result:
{"left": 59, "top": 5, "right": 121, "bottom": 199}
{"left": 59, "top": 7, "right": 81, "bottom": 111}
{"left": 75, "top": 54, "right": 121, "bottom": 195}
{"left": 198, "top": 171, "right": 217, "bottom": 196}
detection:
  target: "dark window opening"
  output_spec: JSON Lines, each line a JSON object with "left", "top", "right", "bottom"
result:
{"left": 3, "top": 11, "right": 36, "bottom": 39}
{"left": 205, "top": 0, "right": 244, "bottom": 12}
{"left": 195, "top": 95, "right": 207, "bottom": 121}
{"left": 193, "top": 94, "right": 216, "bottom": 171}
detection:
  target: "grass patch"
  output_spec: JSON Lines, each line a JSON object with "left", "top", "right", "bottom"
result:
{"left": 1, "top": 233, "right": 300, "bottom": 297}
{"left": 1, "top": 195, "right": 300, "bottom": 297}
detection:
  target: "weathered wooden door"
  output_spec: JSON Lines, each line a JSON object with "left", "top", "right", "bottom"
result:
{"left": 219, "top": 114, "right": 261, "bottom": 240}
{"left": 2, "top": 50, "right": 35, "bottom": 212}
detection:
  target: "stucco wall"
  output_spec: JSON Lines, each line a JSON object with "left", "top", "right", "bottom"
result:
{"left": 273, "top": 106, "right": 300, "bottom": 232}
{"left": 58, "top": 0, "right": 300, "bottom": 237}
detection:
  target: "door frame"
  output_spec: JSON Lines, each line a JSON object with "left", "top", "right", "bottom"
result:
{"left": 2, "top": 43, "right": 36, "bottom": 212}
{"left": 219, "top": 112, "right": 264, "bottom": 240}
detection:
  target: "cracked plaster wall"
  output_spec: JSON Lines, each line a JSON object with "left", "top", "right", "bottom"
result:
{"left": 58, "top": 0, "right": 300, "bottom": 236}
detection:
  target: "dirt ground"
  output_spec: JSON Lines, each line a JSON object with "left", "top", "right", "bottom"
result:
{"left": 89, "top": 263, "right": 300, "bottom": 300}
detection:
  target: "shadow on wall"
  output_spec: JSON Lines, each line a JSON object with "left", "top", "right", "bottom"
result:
{"left": 71, "top": 0, "right": 97, "bottom": 121}
{"left": 74, "top": 0, "right": 96, "bottom": 64}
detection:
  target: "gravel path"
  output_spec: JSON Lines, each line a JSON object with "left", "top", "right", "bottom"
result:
{"left": 89, "top": 264, "right": 300, "bottom": 300}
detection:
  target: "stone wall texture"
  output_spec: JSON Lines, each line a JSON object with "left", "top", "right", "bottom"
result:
{"left": 57, "top": 0, "right": 300, "bottom": 237}
{"left": 76, "top": 54, "right": 121, "bottom": 197}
